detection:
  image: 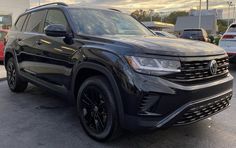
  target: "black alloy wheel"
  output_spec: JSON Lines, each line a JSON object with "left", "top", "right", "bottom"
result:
{"left": 7, "top": 61, "right": 16, "bottom": 89}
{"left": 6, "top": 58, "right": 28, "bottom": 92}
{"left": 77, "top": 76, "right": 121, "bottom": 141}
{"left": 80, "top": 86, "right": 108, "bottom": 133}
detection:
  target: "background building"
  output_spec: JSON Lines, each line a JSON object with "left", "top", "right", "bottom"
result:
{"left": 175, "top": 15, "right": 218, "bottom": 34}
{"left": 189, "top": 9, "right": 223, "bottom": 19}
{"left": 0, "top": 0, "right": 30, "bottom": 29}
{"left": 175, "top": 9, "right": 221, "bottom": 34}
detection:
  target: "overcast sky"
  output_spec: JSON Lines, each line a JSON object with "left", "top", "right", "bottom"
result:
{"left": 30, "top": 0, "right": 234, "bottom": 17}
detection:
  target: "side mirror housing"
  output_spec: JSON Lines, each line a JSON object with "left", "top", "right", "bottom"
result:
{"left": 44, "top": 24, "right": 67, "bottom": 37}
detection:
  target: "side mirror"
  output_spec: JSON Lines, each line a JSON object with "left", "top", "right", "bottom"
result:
{"left": 44, "top": 24, "right": 67, "bottom": 37}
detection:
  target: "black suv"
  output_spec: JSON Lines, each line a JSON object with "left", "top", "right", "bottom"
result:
{"left": 4, "top": 3, "right": 233, "bottom": 141}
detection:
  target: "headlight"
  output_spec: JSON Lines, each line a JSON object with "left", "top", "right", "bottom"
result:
{"left": 125, "top": 56, "right": 181, "bottom": 76}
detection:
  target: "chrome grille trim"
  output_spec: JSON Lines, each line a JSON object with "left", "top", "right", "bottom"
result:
{"left": 166, "top": 56, "right": 229, "bottom": 82}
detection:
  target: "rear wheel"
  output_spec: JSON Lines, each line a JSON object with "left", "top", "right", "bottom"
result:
{"left": 77, "top": 76, "right": 121, "bottom": 141}
{"left": 6, "top": 58, "right": 28, "bottom": 92}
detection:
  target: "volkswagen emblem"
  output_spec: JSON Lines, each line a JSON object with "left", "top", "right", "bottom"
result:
{"left": 209, "top": 60, "right": 218, "bottom": 75}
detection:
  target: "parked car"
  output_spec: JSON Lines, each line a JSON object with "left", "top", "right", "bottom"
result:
{"left": 4, "top": 3, "right": 233, "bottom": 141}
{"left": 180, "top": 28, "right": 209, "bottom": 42}
{"left": 219, "top": 23, "right": 236, "bottom": 62}
{"left": 153, "top": 30, "right": 177, "bottom": 38}
{"left": 0, "top": 29, "right": 8, "bottom": 62}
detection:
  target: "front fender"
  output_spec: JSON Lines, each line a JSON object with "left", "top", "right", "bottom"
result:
{"left": 70, "top": 49, "right": 127, "bottom": 127}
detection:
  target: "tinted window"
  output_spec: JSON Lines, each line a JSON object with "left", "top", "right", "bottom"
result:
{"left": 69, "top": 8, "right": 153, "bottom": 36}
{"left": 45, "top": 10, "right": 68, "bottom": 29}
{"left": 22, "top": 15, "right": 30, "bottom": 31}
{"left": 25, "top": 10, "right": 46, "bottom": 33}
{"left": 0, "top": 31, "right": 7, "bottom": 41}
{"left": 181, "top": 30, "right": 203, "bottom": 39}
{"left": 15, "top": 15, "right": 27, "bottom": 31}
{"left": 228, "top": 25, "right": 236, "bottom": 32}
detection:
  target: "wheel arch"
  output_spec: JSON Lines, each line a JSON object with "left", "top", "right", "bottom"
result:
{"left": 4, "top": 51, "right": 14, "bottom": 68}
{"left": 71, "top": 62, "right": 125, "bottom": 126}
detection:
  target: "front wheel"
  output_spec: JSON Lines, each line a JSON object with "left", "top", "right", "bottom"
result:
{"left": 77, "top": 76, "right": 121, "bottom": 141}
{"left": 6, "top": 57, "right": 28, "bottom": 92}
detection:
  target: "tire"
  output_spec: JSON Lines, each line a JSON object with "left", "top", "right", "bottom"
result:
{"left": 6, "top": 57, "right": 28, "bottom": 92}
{"left": 77, "top": 76, "right": 121, "bottom": 141}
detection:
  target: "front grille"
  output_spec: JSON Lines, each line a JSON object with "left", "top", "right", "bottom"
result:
{"left": 175, "top": 93, "right": 232, "bottom": 126}
{"left": 166, "top": 56, "right": 229, "bottom": 82}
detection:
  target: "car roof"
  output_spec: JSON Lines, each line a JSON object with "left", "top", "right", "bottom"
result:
{"left": 229, "top": 23, "right": 236, "bottom": 26}
{"left": 24, "top": 2, "right": 122, "bottom": 14}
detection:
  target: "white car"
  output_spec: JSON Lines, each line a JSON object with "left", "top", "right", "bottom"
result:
{"left": 153, "top": 31, "right": 177, "bottom": 38}
{"left": 219, "top": 23, "right": 236, "bottom": 62}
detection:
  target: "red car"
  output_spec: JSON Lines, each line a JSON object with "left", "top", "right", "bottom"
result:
{"left": 0, "top": 30, "right": 8, "bottom": 61}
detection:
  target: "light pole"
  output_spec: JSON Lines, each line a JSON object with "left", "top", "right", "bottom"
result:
{"left": 39, "top": 0, "right": 41, "bottom": 5}
{"left": 206, "top": 0, "right": 209, "bottom": 10}
{"left": 199, "top": 0, "right": 202, "bottom": 28}
{"left": 227, "top": 1, "right": 233, "bottom": 26}
{"left": 149, "top": 9, "right": 154, "bottom": 22}
{"left": 233, "top": 4, "right": 236, "bottom": 22}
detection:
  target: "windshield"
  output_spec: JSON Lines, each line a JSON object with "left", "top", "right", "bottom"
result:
{"left": 69, "top": 8, "right": 153, "bottom": 36}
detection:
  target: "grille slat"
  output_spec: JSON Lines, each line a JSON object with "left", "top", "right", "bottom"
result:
{"left": 167, "top": 56, "right": 229, "bottom": 82}
{"left": 175, "top": 93, "right": 232, "bottom": 126}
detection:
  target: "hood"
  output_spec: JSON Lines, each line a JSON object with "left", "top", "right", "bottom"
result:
{"left": 104, "top": 35, "right": 226, "bottom": 57}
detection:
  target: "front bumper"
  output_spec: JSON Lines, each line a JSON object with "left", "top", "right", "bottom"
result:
{"left": 119, "top": 73, "right": 233, "bottom": 130}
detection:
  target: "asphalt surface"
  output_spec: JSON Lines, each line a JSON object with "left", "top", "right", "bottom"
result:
{"left": 0, "top": 64, "right": 235, "bottom": 148}
{"left": 0, "top": 63, "right": 6, "bottom": 80}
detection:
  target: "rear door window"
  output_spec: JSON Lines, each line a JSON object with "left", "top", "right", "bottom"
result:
{"left": 25, "top": 10, "right": 47, "bottom": 33}
{"left": 15, "top": 15, "right": 27, "bottom": 31}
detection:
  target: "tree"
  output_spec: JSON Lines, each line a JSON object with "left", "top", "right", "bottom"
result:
{"left": 131, "top": 10, "right": 188, "bottom": 24}
{"left": 131, "top": 9, "right": 147, "bottom": 21}
{"left": 131, "top": 9, "right": 161, "bottom": 22}
{"left": 164, "top": 11, "right": 188, "bottom": 24}
{"left": 217, "top": 20, "right": 228, "bottom": 34}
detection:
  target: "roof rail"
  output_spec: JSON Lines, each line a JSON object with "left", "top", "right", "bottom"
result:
{"left": 109, "top": 8, "right": 121, "bottom": 12}
{"left": 26, "top": 2, "right": 68, "bottom": 12}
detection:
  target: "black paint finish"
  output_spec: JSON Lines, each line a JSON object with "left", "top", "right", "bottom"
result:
{"left": 4, "top": 5, "right": 233, "bottom": 130}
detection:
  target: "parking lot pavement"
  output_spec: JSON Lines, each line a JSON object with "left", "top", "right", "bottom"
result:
{"left": 0, "top": 63, "right": 6, "bottom": 80}
{"left": 0, "top": 66, "right": 235, "bottom": 148}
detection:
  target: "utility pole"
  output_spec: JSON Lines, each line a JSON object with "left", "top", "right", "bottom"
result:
{"left": 39, "top": 0, "right": 41, "bottom": 5}
{"left": 227, "top": 1, "right": 233, "bottom": 26}
{"left": 206, "top": 0, "right": 209, "bottom": 10}
{"left": 233, "top": 4, "right": 236, "bottom": 22}
{"left": 199, "top": 0, "right": 202, "bottom": 28}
